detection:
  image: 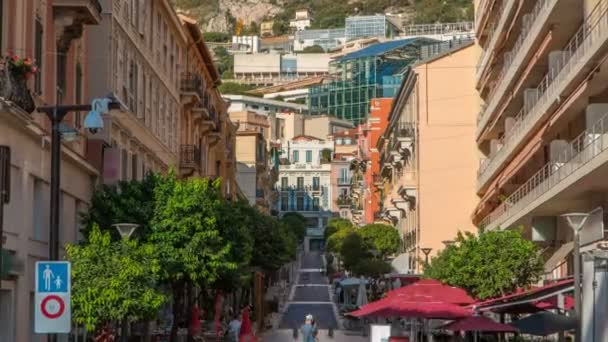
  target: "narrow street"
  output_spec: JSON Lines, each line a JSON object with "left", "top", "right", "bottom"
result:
{"left": 263, "top": 251, "right": 367, "bottom": 342}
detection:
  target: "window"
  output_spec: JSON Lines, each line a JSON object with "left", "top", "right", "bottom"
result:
{"left": 56, "top": 53, "right": 67, "bottom": 103}
{"left": 281, "top": 177, "right": 288, "bottom": 189}
{"left": 131, "top": 153, "right": 139, "bottom": 180}
{"left": 312, "top": 177, "right": 320, "bottom": 190}
{"left": 312, "top": 197, "right": 320, "bottom": 211}
{"left": 344, "top": 137, "right": 352, "bottom": 144}
{"left": 75, "top": 200, "right": 86, "bottom": 242}
{"left": 34, "top": 18, "right": 43, "bottom": 94}
{"left": 296, "top": 177, "right": 304, "bottom": 190}
{"left": 75, "top": 63, "right": 83, "bottom": 128}
{"left": 340, "top": 167, "right": 348, "bottom": 183}
{"left": 292, "top": 150, "right": 299, "bottom": 162}
{"left": 296, "top": 195, "right": 304, "bottom": 211}
{"left": 306, "top": 150, "right": 312, "bottom": 163}
{"left": 121, "top": 149, "right": 129, "bottom": 180}
{"left": 128, "top": 61, "right": 138, "bottom": 114}
{"left": 280, "top": 193, "right": 288, "bottom": 211}
{"left": 33, "top": 178, "right": 48, "bottom": 241}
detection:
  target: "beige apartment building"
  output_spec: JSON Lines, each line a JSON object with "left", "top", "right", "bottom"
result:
{"left": 378, "top": 43, "right": 479, "bottom": 274}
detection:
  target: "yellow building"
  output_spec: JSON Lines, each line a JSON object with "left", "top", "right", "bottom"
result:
{"left": 261, "top": 20, "right": 275, "bottom": 37}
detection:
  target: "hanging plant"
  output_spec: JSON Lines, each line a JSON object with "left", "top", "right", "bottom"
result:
{"left": 0, "top": 53, "right": 37, "bottom": 113}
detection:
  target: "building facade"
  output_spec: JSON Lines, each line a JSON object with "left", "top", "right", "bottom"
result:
{"left": 345, "top": 15, "right": 402, "bottom": 41}
{"left": 329, "top": 129, "right": 358, "bottom": 220}
{"left": 224, "top": 94, "right": 308, "bottom": 115}
{"left": 377, "top": 43, "right": 479, "bottom": 274}
{"left": 276, "top": 136, "right": 334, "bottom": 243}
{"left": 290, "top": 9, "right": 312, "bottom": 32}
{"left": 233, "top": 53, "right": 330, "bottom": 86}
{"left": 294, "top": 28, "right": 347, "bottom": 52}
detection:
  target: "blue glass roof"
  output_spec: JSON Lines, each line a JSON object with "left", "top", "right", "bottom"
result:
{"left": 337, "top": 38, "right": 423, "bottom": 62}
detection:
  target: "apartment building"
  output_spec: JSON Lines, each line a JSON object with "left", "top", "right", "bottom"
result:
{"left": 378, "top": 43, "right": 479, "bottom": 274}
{"left": 276, "top": 135, "right": 333, "bottom": 249}
{"left": 0, "top": 1, "right": 103, "bottom": 340}
{"left": 232, "top": 53, "right": 330, "bottom": 86}
{"left": 329, "top": 129, "right": 358, "bottom": 220}
{"left": 474, "top": 1, "right": 608, "bottom": 337}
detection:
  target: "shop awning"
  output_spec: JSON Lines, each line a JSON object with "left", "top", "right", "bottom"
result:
{"left": 349, "top": 295, "right": 471, "bottom": 319}
{"left": 388, "top": 279, "right": 475, "bottom": 305}
{"left": 509, "top": 312, "right": 576, "bottom": 336}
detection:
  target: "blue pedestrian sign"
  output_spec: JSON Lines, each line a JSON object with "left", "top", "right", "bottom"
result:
{"left": 35, "top": 261, "right": 71, "bottom": 334}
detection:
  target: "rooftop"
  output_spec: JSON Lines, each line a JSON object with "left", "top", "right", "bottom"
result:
{"left": 337, "top": 38, "right": 434, "bottom": 62}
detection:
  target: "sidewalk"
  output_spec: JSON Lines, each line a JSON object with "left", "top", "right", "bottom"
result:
{"left": 262, "top": 329, "right": 368, "bottom": 342}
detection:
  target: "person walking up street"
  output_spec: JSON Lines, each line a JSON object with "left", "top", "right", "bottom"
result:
{"left": 300, "top": 314, "right": 318, "bottom": 342}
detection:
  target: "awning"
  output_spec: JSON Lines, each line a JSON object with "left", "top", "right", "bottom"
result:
{"left": 472, "top": 278, "right": 574, "bottom": 313}
{"left": 442, "top": 316, "right": 518, "bottom": 333}
{"left": 509, "top": 312, "right": 577, "bottom": 336}
{"left": 388, "top": 279, "right": 475, "bottom": 305}
{"left": 339, "top": 277, "right": 368, "bottom": 287}
{"left": 349, "top": 295, "right": 471, "bottom": 319}
{"left": 543, "top": 241, "right": 573, "bottom": 273}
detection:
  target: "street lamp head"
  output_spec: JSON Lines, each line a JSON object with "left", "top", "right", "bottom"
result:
{"left": 112, "top": 223, "right": 139, "bottom": 240}
{"left": 420, "top": 247, "right": 432, "bottom": 256}
{"left": 561, "top": 212, "right": 589, "bottom": 231}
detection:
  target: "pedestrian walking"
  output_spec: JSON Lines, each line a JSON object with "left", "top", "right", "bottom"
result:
{"left": 227, "top": 315, "right": 242, "bottom": 342}
{"left": 300, "top": 314, "right": 318, "bottom": 342}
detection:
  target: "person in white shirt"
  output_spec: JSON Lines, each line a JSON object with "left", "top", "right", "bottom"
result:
{"left": 228, "top": 315, "right": 241, "bottom": 342}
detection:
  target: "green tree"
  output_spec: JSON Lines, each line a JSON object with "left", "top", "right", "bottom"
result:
{"left": 302, "top": 45, "right": 326, "bottom": 53}
{"left": 326, "top": 225, "right": 356, "bottom": 253}
{"left": 203, "top": 32, "right": 231, "bottom": 42}
{"left": 281, "top": 212, "right": 307, "bottom": 243}
{"left": 251, "top": 209, "right": 297, "bottom": 271}
{"left": 353, "top": 259, "right": 392, "bottom": 278}
{"left": 320, "top": 148, "right": 333, "bottom": 163}
{"left": 340, "top": 232, "right": 370, "bottom": 271}
{"left": 67, "top": 226, "right": 166, "bottom": 332}
{"left": 272, "top": 20, "right": 289, "bottom": 36}
{"left": 325, "top": 218, "right": 354, "bottom": 239}
{"left": 359, "top": 224, "right": 400, "bottom": 259}
{"left": 424, "top": 229, "right": 544, "bottom": 299}
{"left": 413, "top": 0, "right": 474, "bottom": 24}
{"left": 81, "top": 173, "right": 159, "bottom": 240}
{"left": 217, "top": 81, "right": 262, "bottom": 96}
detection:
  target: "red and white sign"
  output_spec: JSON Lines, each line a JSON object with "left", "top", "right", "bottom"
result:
{"left": 35, "top": 261, "right": 71, "bottom": 334}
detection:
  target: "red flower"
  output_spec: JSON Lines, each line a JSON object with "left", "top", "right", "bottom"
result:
{"left": 30, "top": 66, "right": 38, "bottom": 73}
{"left": 11, "top": 54, "right": 19, "bottom": 62}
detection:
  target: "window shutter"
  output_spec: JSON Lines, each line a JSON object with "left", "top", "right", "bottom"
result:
{"left": 137, "top": 63, "right": 144, "bottom": 119}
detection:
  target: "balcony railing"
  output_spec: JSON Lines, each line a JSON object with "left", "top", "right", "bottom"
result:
{"left": 395, "top": 122, "right": 416, "bottom": 139}
{"left": 179, "top": 144, "right": 201, "bottom": 169}
{"left": 477, "top": 0, "right": 555, "bottom": 131}
{"left": 336, "top": 194, "right": 351, "bottom": 207}
{"left": 479, "top": 113, "right": 608, "bottom": 230}
{"left": 276, "top": 185, "right": 327, "bottom": 193}
{"left": 402, "top": 21, "right": 474, "bottom": 37}
{"left": 337, "top": 177, "right": 351, "bottom": 185}
{"left": 475, "top": 0, "right": 514, "bottom": 81}
{"left": 478, "top": 0, "right": 608, "bottom": 189}
{"left": 180, "top": 72, "right": 204, "bottom": 98}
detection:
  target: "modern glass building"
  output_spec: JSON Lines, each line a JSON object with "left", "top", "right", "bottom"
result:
{"left": 308, "top": 38, "right": 433, "bottom": 124}
{"left": 294, "top": 28, "right": 347, "bottom": 51}
{"left": 345, "top": 15, "right": 401, "bottom": 41}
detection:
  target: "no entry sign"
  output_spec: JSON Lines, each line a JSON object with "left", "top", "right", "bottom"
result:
{"left": 35, "top": 261, "right": 71, "bottom": 333}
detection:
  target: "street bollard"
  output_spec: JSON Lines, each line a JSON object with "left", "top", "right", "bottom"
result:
{"left": 293, "top": 327, "right": 298, "bottom": 339}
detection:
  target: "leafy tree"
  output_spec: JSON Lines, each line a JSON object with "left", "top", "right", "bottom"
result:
{"left": 67, "top": 226, "right": 165, "bottom": 332}
{"left": 326, "top": 225, "right": 356, "bottom": 253}
{"left": 281, "top": 212, "right": 307, "bottom": 243}
{"left": 340, "top": 232, "right": 370, "bottom": 271}
{"left": 325, "top": 218, "right": 354, "bottom": 239}
{"left": 359, "top": 224, "right": 400, "bottom": 259}
{"left": 413, "top": 0, "right": 474, "bottom": 24}
{"left": 81, "top": 173, "right": 159, "bottom": 240}
{"left": 353, "top": 259, "right": 392, "bottom": 278}
{"left": 424, "top": 229, "right": 544, "bottom": 300}
{"left": 320, "top": 148, "right": 333, "bottom": 163}
{"left": 203, "top": 32, "right": 231, "bottom": 42}
{"left": 302, "top": 45, "right": 326, "bottom": 53}
{"left": 272, "top": 20, "right": 289, "bottom": 36}
{"left": 217, "top": 81, "right": 262, "bottom": 96}
{"left": 251, "top": 209, "right": 297, "bottom": 271}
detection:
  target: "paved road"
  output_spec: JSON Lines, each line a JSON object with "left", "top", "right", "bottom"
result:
{"left": 293, "top": 286, "right": 330, "bottom": 302}
{"left": 298, "top": 272, "right": 328, "bottom": 285}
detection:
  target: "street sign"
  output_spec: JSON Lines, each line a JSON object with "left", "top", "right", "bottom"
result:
{"left": 35, "top": 261, "right": 71, "bottom": 333}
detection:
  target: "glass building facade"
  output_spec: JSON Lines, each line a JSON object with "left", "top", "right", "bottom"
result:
{"left": 295, "top": 28, "right": 346, "bottom": 51}
{"left": 345, "top": 15, "right": 400, "bottom": 41}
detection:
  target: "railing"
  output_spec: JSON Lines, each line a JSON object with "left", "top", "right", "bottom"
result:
{"left": 479, "top": 113, "right": 608, "bottom": 230}
{"left": 402, "top": 22, "right": 474, "bottom": 37}
{"left": 336, "top": 195, "right": 351, "bottom": 207}
{"left": 337, "top": 177, "right": 351, "bottom": 185}
{"left": 477, "top": 0, "right": 554, "bottom": 128}
{"left": 475, "top": 0, "right": 510, "bottom": 80}
{"left": 394, "top": 122, "right": 416, "bottom": 139}
{"left": 478, "top": 0, "right": 608, "bottom": 188}
{"left": 180, "top": 72, "right": 204, "bottom": 98}
{"left": 179, "top": 145, "right": 201, "bottom": 169}
{"left": 275, "top": 185, "right": 327, "bottom": 193}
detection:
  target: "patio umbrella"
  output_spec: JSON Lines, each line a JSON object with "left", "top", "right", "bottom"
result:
{"left": 388, "top": 279, "right": 474, "bottom": 305}
{"left": 356, "top": 278, "right": 368, "bottom": 307}
{"left": 350, "top": 295, "right": 471, "bottom": 319}
{"left": 509, "top": 312, "right": 577, "bottom": 336}
{"left": 442, "top": 316, "right": 518, "bottom": 332}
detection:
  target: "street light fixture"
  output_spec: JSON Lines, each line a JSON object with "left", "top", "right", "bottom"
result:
{"left": 561, "top": 212, "right": 589, "bottom": 342}
{"left": 420, "top": 247, "right": 432, "bottom": 267}
{"left": 112, "top": 223, "right": 139, "bottom": 240}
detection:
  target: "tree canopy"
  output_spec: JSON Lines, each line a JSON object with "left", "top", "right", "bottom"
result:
{"left": 325, "top": 218, "right": 354, "bottom": 239}
{"left": 340, "top": 232, "right": 370, "bottom": 271}
{"left": 67, "top": 226, "right": 166, "bottom": 332}
{"left": 359, "top": 224, "right": 400, "bottom": 258}
{"left": 281, "top": 212, "right": 308, "bottom": 243}
{"left": 423, "top": 229, "right": 544, "bottom": 299}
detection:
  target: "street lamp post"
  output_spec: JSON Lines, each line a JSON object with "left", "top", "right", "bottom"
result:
{"left": 561, "top": 212, "right": 589, "bottom": 342}
{"left": 420, "top": 247, "right": 432, "bottom": 268}
{"left": 112, "top": 223, "right": 139, "bottom": 342}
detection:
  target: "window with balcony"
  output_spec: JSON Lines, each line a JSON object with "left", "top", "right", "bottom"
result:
{"left": 312, "top": 177, "right": 320, "bottom": 190}
{"left": 296, "top": 195, "right": 304, "bottom": 211}
{"left": 312, "top": 197, "right": 320, "bottom": 211}
{"left": 280, "top": 194, "right": 288, "bottom": 211}
{"left": 293, "top": 150, "right": 299, "bottom": 162}
{"left": 306, "top": 150, "right": 312, "bottom": 163}
{"left": 57, "top": 53, "right": 67, "bottom": 104}
{"left": 297, "top": 177, "right": 304, "bottom": 190}
{"left": 121, "top": 149, "right": 129, "bottom": 180}
{"left": 281, "top": 177, "right": 288, "bottom": 189}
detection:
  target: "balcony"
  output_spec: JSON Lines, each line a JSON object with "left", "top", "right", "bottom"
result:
{"left": 477, "top": 2, "right": 608, "bottom": 191}
{"left": 276, "top": 185, "right": 327, "bottom": 194}
{"left": 337, "top": 177, "right": 351, "bottom": 185}
{"left": 336, "top": 194, "right": 351, "bottom": 208}
{"left": 53, "top": 0, "right": 102, "bottom": 24}
{"left": 479, "top": 112, "right": 608, "bottom": 231}
{"left": 179, "top": 144, "right": 201, "bottom": 170}
{"left": 180, "top": 72, "right": 204, "bottom": 102}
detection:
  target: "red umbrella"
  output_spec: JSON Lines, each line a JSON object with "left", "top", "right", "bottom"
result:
{"left": 442, "top": 316, "right": 518, "bottom": 332}
{"left": 387, "top": 279, "right": 474, "bottom": 305}
{"left": 350, "top": 295, "right": 471, "bottom": 319}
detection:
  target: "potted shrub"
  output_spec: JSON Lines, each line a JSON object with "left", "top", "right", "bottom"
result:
{"left": 0, "top": 53, "right": 37, "bottom": 113}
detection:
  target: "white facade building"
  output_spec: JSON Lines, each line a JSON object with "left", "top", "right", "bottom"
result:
{"left": 231, "top": 35, "right": 260, "bottom": 53}
{"left": 276, "top": 136, "right": 333, "bottom": 248}
{"left": 290, "top": 9, "right": 312, "bottom": 31}
{"left": 223, "top": 94, "right": 307, "bottom": 115}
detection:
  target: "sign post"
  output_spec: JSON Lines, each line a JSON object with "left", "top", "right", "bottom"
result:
{"left": 35, "top": 261, "right": 71, "bottom": 334}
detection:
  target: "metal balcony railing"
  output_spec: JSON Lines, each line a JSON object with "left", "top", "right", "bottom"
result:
{"left": 478, "top": 0, "right": 608, "bottom": 188}
{"left": 394, "top": 122, "right": 416, "bottom": 139}
{"left": 477, "top": 0, "right": 555, "bottom": 129}
{"left": 180, "top": 72, "right": 204, "bottom": 98}
{"left": 476, "top": 0, "right": 513, "bottom": 81}
{"left": 402, "top": 22, "right": 474, "bottom": 37}
{"left": 275, "top": 185, "right": 327, "bottom": 193}
{"left": 179, "top": 144, "right": 201, "bottom": 169}
{"left": 337, "top": 177, "right": 351, "bottom": 185}
{"left": 479, "top": 113, "right": 608, "bottom": 230}
{"left": 336, "top": 194, "right": 351, "bottom": 207}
